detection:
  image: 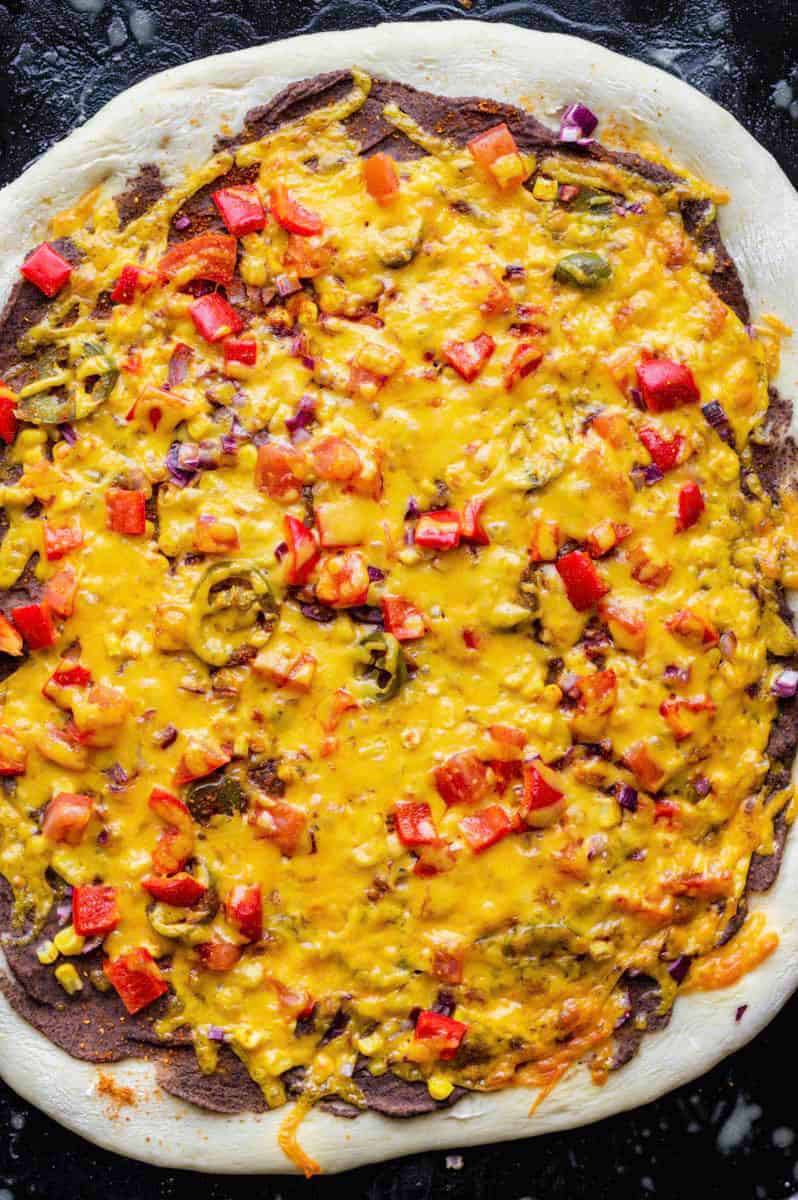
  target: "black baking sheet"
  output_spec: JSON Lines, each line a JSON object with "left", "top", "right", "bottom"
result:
{"left": 0, "top": 1, "right": 797, "bottom": 1196}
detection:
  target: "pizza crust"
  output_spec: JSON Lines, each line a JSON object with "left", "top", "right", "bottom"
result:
{"left": 0, "top": 19, "right": 797, "bottom": 1174}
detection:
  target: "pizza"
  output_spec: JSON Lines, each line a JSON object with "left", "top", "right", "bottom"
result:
{"left": 0, "top": 22, "right": 797, "bottom": 1176}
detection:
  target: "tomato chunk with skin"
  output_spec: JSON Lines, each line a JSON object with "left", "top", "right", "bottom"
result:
{"left": 106, "top": 488, "right": 146, "bottom": 535}
{"left": 159, "top": 233, "right": 237, "bottom": 286}
{"left": 225, "top": 884, "right": 263, "bottom": 942}
{"left": 42, "top": 792, "right": 93, "bottom": 844}
{"left": 504, "top": 343, "right": 543, "bottom": 390}
{"left": 414, "top": 1009, "right": 468, "bottom": 1060}
{"left": 189, "top": 293, "right": 244, "bottom": 343}
{"left": 73, "top": 884, "right": 119, "bottom": 937}
{"left": 198, "top": 940, "right": 242, "bottom": 972}
{"left": 461, "top": 498, "right": 489, "bottom": 546}
{"left": 0, "top": 726, "right": 26, "bottom": 776}
{"left": 255, "top": 442, "right": 307, "bottom": 503}
{"left": 676, "top": 480, "right": 705, "bottom": 532}
{"left": 624, "top": 742, "right": 666, "bottom": 792}
{"left": 556, "top": 550, "right": 609, "bottom": 611}
{"left": 414, "top": 509, "right": 462, "bottom": 551}
{"left": 435, "top": 751, "right": 491, "bottom": 807}
{"left": 21, "top": 243, "right": 73, "bottom": 297}
{"left": 104, "top": 948, "right": 168, "bottom": 1014}
{"left": 0, "top": 614, "right": 23, "bottom": 657}
{"left": 142, "top": 872, "right": 207, "bottom": 906}
{"left": 665, "top": 608, "right": 719, "bottom": 646}
{"left": 522, "top": 761, "right": 564, "bottom": 816}
{"left": 638, "top": 427, "right": 684, "bottom": 473}
{"left": 364, "top": 153, "right": 399, "bottom": 204}
{"left": 11, "top": 603, "right": 56, "bottom": 649}
{"left": 637, "top": 359, "right": 700, "bottom": 412}
{"left": 443, "top": 333, "right": 495, "bottom": 382}
{"left": 284, "top": 515, "right": 320, "bottom": 585}
{"left": 315, "top": 550, "right": 370, "bottom": 608}
{"left": 44, "top": 566, "right": 78, "bottom": 619}
{"left": 311, "top": 436, "right": 361, "bottom": 482}
{"left": 174, "top": 738, "right": 231, "bottom": 786}
{"left": 381, "top": 595, "right": 426, "bottom": 641}
{"left": 44, "top": 522, "right": 83, "bottom": 562}
{"left": 270, "top": 184, "right": 323, "bottom": 237}
{"left": 251, "top": 798, "right": 307, "bottom": 856}
{"left": 394, "top": 800, "right": 438, "bottom": 847}
{"left": 111, "top": 264, "right": 156, "bottom": 305}
{"left": 467, "top": 123, "right": 526, "bottom": 189}
{"left": 223, "top": 337, "right": 257, "bottom": 367}
{"left": 212, "top": 185, "right": 266, "bottom": 236}
{"left": 460, "top": 804, "right": 513, "bottom": 853}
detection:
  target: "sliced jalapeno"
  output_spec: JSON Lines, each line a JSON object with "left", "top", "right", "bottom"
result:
{"left": 186, "top": 560, "right": 279, "bottom": 667}
{"left": 353, "top": 630, "right": 407, "bottom": 701}
{"left": 16, "top": 392, "right": 75, "bottom": 425}
{"left": 554, "top": 251, "right": 612, "bottom": 289}
{"left": 147, "top": 860, "right": 218, "bottom": 943}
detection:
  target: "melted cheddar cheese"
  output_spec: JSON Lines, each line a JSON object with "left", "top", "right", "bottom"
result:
{"left": 0, "top": 72, "right": 796, "bottom": 1168}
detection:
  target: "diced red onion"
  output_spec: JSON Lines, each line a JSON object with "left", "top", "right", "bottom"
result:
{"left": 300, "top": 602, "right": 337, "bottom": 623}
{"left": 643, "top": 463, "right": 664, "bottom": 486}
{"left": 667, "top": 955, "right": 691, "bottom": 984}
{"left": 274, "top": 541, "right": 289, "bottom": 562}
{"left": 503, "top": 264, "right": 526, "bottom": 280}
{"left": 276, "top": 273, "right": 301, "bottom": 298}
{"left": 207, "top": 1025, "right": 228, "bottom": 1042}
{"left": 349, "top": 605, "right": 384, "bottom": 626}
{"left": 702, "top": 401, "right": 733, "bottom": 445}
{"left": 153, "top": 724, "right": 178, "bottom": 749}
{"left": 558, "top": 102, "right": 598, "bottom": 145}
{"left": 56, "top": 900, "right": 72, "bottom": 925}
{"left": 96, "top": 828, "right": 110, "bottom": 846}
{"left": 630, "top": 466, "right": 646, "bottom": 492}
{"left": 772, "top": 668, "right": 798, "bottom": 698}
{"left": 60, "top": 423, "right": 78, "bottom": 445}
{"left": 80, "top": 936, "right": 102, "bottom": 955}
{"left": 719, "top": 631, "right": 737, "bottom": 660}
{"left": 168, "top": 342, "right": 193, "bottom": 388}
{"left": 559, "top": 670, "right": 579, "bottom": 696}
{"left": 735, "top": 1004, "right": 748, "bottom": 1022}
{"left": 286, "top": 395, "right": 316, "bottom": 439}
{"left": 173, "top": 214, "right": 191, "bottom": 231}
{"left": 617, "top": 784, "right": 638, "bottom": 813}
{"left": 404, "top": 497, "right": 421, "bottom": 520}
{"left": 629, "top": 387, "right": 644, "bottom": 410}
{"left": 166, "top": 442, "right": 198, "bottom": 488}
{"left": 691, "top": 775, "right": 712, "bottom": 797}
{"left": 221, "top": 433, "right": 238, "bottom": 456}
{"left": 664, "top": 663, "right": 691, "bottom": 685}
{"left": 367, "top": 566, "right": 385, "bottom": 582}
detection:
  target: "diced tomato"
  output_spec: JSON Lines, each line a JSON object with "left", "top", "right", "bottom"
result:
{"left": 251, "top": 798, "right": 307, "bottom": 856}
{"left": 591, "top": 410, "right": 629, "bottom": 448}
{"left": 43, "top": 567, "right": 78, "bottom": 620}
{"left": 0, "top": 725, "right": 26, "bottom": 776}
{"left": 197, "top": 939, "right": 242, "bottom": 972}
{"left": 461, "top": 498, "right": 489, "bottom": 546}
{"left": 283, "top": 515, "right": 320, "bottom": 585}
{"left": 311, "top": 436, "right": 361, "bottom": 482}
{"left": 522, "top": 760, "right": 564, "bottom": 816}
{"left": 435, "top": 752, "right": 491, "bottom": 807}
{"left": 0, "top": 614, "right": 23, "bottom": 657}
{"left": 148, "top": 786, "right": 192, "bottom": 828}
{"left": 255, "top": 441, "right": 307, "bottom": 503}
{"left": 638, "top": 427, "right": 684, "bottom": 473}
{"left": 49, "top": 662, "right": 92, "bottom": 689}
{"left": 121, "top": 352, "right": 142, "bottom": 374}
{"left": 585, "top": 519, "right": 629, "bottom": 558}
{"left": 414, "top": 510, "right": 462, "bottom": 551}
{"left": 460, "top": 804, "right": 513, "bottom": 853}
{"left": 529, "top": 518, "right": 562, "bottom": 563}
{"left": 431, "top": 948, "right": 464, "bottom": 984}
{"left": 11, "top": 603, "right": 56, "bottom": 649}
{"left": 223, "top": 337, "right": 257, "bottom": 367}
{"left": 503, "top": 342, "right": 543, "bottom": 390}
{"left": 489, "top": 724, "right": 527, "bottom": 757}
{"left": 637, "top": 359, "right": 700, "bottom": 412}
{"left": 73, "top": 884, "right": 119, "bottom": 937}
{"left": 364, "top": 153, "right": 399, "bottom": 204}
{"left": 462, "top": 628, "right": 481, "bottom": 650}
{"left": 193, "top": 514, "right": 239, "bottom": 554}
{"left": 283, "top": 234, "right": 331, "bottom": 279}
{"left": 624, "top": 742, "right": 665, "bottom": 793}
{"left": 44, "top": 522, "right": 83, "bottom": 562}
{"left": 225, "top": 883, "right": 263, "bottom": 942}
{"left": 414, "top": 1009, "right": 468, "bottom": 1059}
{"left": 174, "top": 738, "right": 231, "bottom": 786}
{"left": 104, "top": 947, "right": 168, "bottom": 1014}
{"left": 142, "top": 872, "right": 207, "bottom": 906}
{"left": 628, "top": 544, "right": 672, "bottom": 591}
{"left": 159, "top": 233, "right": 237, "bottom": 285}
{"left": 394, "top": 800, "right": 438, "bottom": 847}
{"left": 270, "top": 184, "right": 323, "bottom": 237}
{"left": 21, "top": 243, "right": 73, "bottom": 297}
{"left": 0, "top": 386, "right": 17, "bottom": 445}
{"left": 315, "top": 550, "right": 370, "bottom": 608}
{"left": 489, "top": 759, "right": 522, "bottom": 796}
{"left": 665, "top": 608, "right": 719, "bottom": 646}
{"left": 212, "top": 185, "right": 266, "bottom": 236}
{"left": 572, "top": 668, "right": 618, "bottom": 742}
{"left": 105, "top": 488, "right": 146, "bottom": 535}
{"left": 676, "top": 480, "right": 705, "bottom": 532}
{"left": 472, "top": 265, "right": 511, "bottom": 316}
{"left": 152, "top": 826, "right": 194, "bottom": 875}
{"left": 467, "top": 123, "right": 526, "bottom": 189}
{"left": 556, "top": 550, "right": 609, "bottom": 611}
{"left": 442, "top": 333, "right": 495, "bottom": 382}
{"left": 110, "top": 264, "right": 157, "bottom": 305}
{"left": 41, "top": 792, "right": 93, "bottom": 844}
{"left": 189, "top": 293, "right": 244, "bottom": 343}
{"left": 412, "top": 841, "right": 458, "bottom": 878}
{"left": 381, "top": 595, "right": 426, "bottom": 641}
{"left": 660, "top": 694, "right": 717, "bottom": 742}
{"left": 654, "top": 799, "right": 681, "bottom": 826}
{"left": 598, "top": 598, "right": 646, "bottom": 656}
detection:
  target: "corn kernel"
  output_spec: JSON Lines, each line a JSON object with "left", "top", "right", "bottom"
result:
{"left": 36, "top": 939, "right": 58, "bottom": 964}
{"left": 54, "top": 963, "right": 83, "bottom": 994}
{"left": 53, "top": 925, "right": 86, "bottom": 956}
{"left": 428, "top": 1074, "right": 454, "bottom": 1100}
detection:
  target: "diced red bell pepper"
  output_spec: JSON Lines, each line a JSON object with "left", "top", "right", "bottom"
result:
{"left": 660, "top": 694, "right": 716, "bottom": 742}
{"left": 654, "top": 798, "right": 681, "bottom": 825}
{"left": 104, "top": 947, "right": 168, "bottom": 1014}
{"left": 41, "top": 792, "right": 93, "bottom": 844}
{"left": 197, "top": 939, "right": 242, "bottom": 972}
{"left": 111, "top": 264, "right": 157, "bottom": 305}
{"left": 503, "top": 343, "right": 543, "bottom": 390}
{"left": 49, "top": 662, "right": 92, "bottom": 689}
{"left": 73, "top": 884, "right": 119, "bottom": 936}
{"left": 20, "top": 243, "right": 72, "bottom": 297}
{"left": 149, "top": 785, "right": 192, "bottom": 827}
{"left": 381, "top": 595, "right": 426, "bottom": 641}
{"left": 467, "top": 123, "right": 525, "bottom": 188}
{"left": 414, "top": 1009, "right": 468, "bottom": 1059}
{"left": 435, "top": 752, "right": 491, "bottom": 807}
{"left": 461, "top": 498, "right": 490, "bottom": 546}
{"left": 394, "top": 800, "right": 438, "bottom": 847}
{"left": 443, "top": 333, "right": 495, "bottom": 382}
{"left": 665, "top": 608, "right": 719, "bottom": 646}
{"left": 11, "top": 603, "right": 57, "bottom": 649}
{"left": 0, "top": 614, "right": 23, "bottom": 657}
{"left": 105, "top": 488, "right": 146, "bottom": 535}
{"left": 460, "top": 804, "right": 513, "bottom": 853}
{"left": 270, "top": 184, "right": 324, "bottom": 237}
{"left": 252, "top": 798, "right": 307, "bottom": 856}
{"left": 44, "top": 567, "right": 78, "bottom": 618}
{"left": 173, "top": 739, "right": 231, "bottom": 786}
{"left": 676, "top": 480, "right": 705, "bottom": 532}
{"left": 142, "top": 872, "right": 207, "bottom": 906}
{"left": 0, "top": 385, "right": 17, "bottom": 445}
{"left": 152, "top": 827, "right": 193, "bottom": 875}
{"left": 0, "top": 725, "right": 26, "bottom": 776}
{"left": 522, "top": 761, "right": 564, "bottom": 815}
{"left": 212, "top": 185, "right": 266, "bottom": 236}
{"left": 44, "top": 522, "right": 83, "bottom": 562}
{"left": 315, "top": 550, "right": 370, "bottom": 608}
{"left": 284, "top": 515, "right": 320, "bottom": 585}
{"left": 556, "top": 550, "right": 609, "bottom": 611}
{"left": 225, "top": 883, "right": 263, "bottom": 942}
{"left": 414, "top": 510, "right": 462, "bottom": 551}
{"left": 223, "top": 337, "right": 257, "bottom": 367}
{"left": 189, "top": 293, "right": 244, "bottom": 343}
{"left": 636, "top": 359, "right": 700, "bottom": 412}
{"left": 364, "top": 153, "right": 399, "bottom": 204}
{"left": 159, "top": 233, "right": 237, "bottom": 285}
{"left": 638, "top": 426, "right": 684, "bottom": 473}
